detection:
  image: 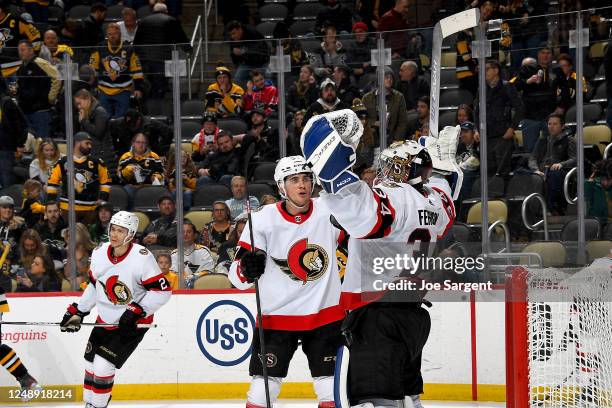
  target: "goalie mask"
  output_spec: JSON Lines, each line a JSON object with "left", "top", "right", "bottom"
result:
{"left": 377, "top": 141, "right": 433, "bottom": 191}
{"left": 274, "top": 156, "right": 314, "bottom": 199}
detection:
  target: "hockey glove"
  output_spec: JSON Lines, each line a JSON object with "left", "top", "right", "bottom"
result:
{"left": 425, "top": 125, "right": 464, "bottom": 200}
{"left": 118, "top": 302, "right": 146, "bottom": 334}
{"left": 60, "top": 303, "right": 89, "bottom": 333}
{"left": 240, "top": 250, "right": 267, "bottom": 283}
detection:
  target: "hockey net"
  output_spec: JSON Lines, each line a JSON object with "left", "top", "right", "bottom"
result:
{"left": 506, "top": 265, "right": 612, "bottom": 408}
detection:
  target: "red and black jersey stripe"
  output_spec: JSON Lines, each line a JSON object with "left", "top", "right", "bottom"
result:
{"left": 362, "top": 187, "right": 396, "bottom": 239}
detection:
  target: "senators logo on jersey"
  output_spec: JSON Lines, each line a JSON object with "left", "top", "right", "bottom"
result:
{"left": 100, "top": 275, "right": 133, "bottom": 305}
{"left": 272, "top": 238, "right": 329, "bottom": 284}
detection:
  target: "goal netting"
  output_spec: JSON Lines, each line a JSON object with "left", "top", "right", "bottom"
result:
{"left": 506, "top": 261, "right": 612, "bottom": 407}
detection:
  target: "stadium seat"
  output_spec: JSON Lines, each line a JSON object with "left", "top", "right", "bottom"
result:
{"left": 12, "top": 166, "right": 29, "bottom": 183}
{"left": 0, "top": 184, "right": 23, "bottom": 209}
{"left": 440, "top": 88, "right": 473, "bottom": 109}
{"left": 441, "top": 52, "right": 456, "bottom": 67}
{"left": 133, "top": 211, "right": 150, "bottom": 233}
{"left": 293, "top": 3, "right": 323, "bottom": 20}
{"left": 583, "top": 125, "right": 611, "bottom": 156}
{"left": 137, "top": 5, "right": 152, "bottom": 18}
{"left": 181, "top": 121, "right": 201, "bottom": 139}
{"left": 438, "top": 110, "right": 457, "bottom": 128}
{"left": 520, "top": 242, "right": 566, "bottom": 267}
{"left": 193, "top": 184, "right": 232, "bottom": 209}
{"left": 217, "top": 118, "right": 248, "bottom": 135}
{"left": 585, "top": 240, "right": 612, "bottom": 262}
{"left": 48, "top": 5, "right": 64, "bottom": 23}
{"left": 67, "top": 5, "right": 90, "bottom": 20}
{"left": 133, "top": 186, "right": 171, "bottom": 214}
{"left": 451, "top": 222, "right": 472, "bottom": 242}
{"left": 565, "top": 103, "right": 602, "bottom": 124}
{"left": 252, "top": 162, "right": 276, "bottom": 182}
{"left": 145, "top": 99, "right": 171, "bottom": 117}
{"left": 440, "top": 68, "right": 459, "bottom": 89}
{"left": 464, "top": 176, "right": 505, "bottom": 204}
{"left": 506, "top": 174, "right": 544, "bottom": 202}
{"left": 185, "top": 210, "right": 213, "bottom": 230}
{"left": 588, "top": 41, "right": 607, "bottom": 59}
{"left": 181, "top": 99, "right": 205, "bottom": 117}
{"left": 290, "top": 20, "right": 316, "bottom": 37}
{"left": 247, "top": 183, "right": 276, "bottom": 201}
{"left": 256, "top": 21, "right": 277, "bottom": 39}
{"left": 193, "top": 273, "right": 232, "bottom": 289}
{"left": 105, "top": 4, "right": 124, "bottom": 21}
{"left": 560, "top": 218, "right": 601, "bottom": 242}
{"left": 514, "top": 130, "right": 523, "bottom": 148}
{"left": 590, "top": 82, "right": 607, "bottom": 104}
{"left": 259, "top": 4, "right": 288, "bottom": 21}
{"left": 466, "top": 200, "right": 508, "bottom": 225}
{"left": 605, "top": 223, "right": 612, "bottom": 240}
{"left": 109, "top": 185, "right": 129, "bottom": 211}
{"left": 56, "top": 140, "right": 67, "bottom": 155}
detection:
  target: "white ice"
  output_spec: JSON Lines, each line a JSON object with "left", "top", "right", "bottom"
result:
{"left": 21, "top": 400, "right": 506, "bottom": 408}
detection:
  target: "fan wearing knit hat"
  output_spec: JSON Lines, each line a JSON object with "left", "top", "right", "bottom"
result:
{"left": 204, "top": 65, "right": 245, "bottom": 117}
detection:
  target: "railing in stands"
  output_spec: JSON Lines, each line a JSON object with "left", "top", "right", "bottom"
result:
{"left": 521, "top": 193, "right": 550, "bottom": 241}
{"left": 187, "top": 14, "right": 203, "bottom": 99}
{"left": 563, "top": 167, "right": 578, "bottom": 205}
{"left": 605, "top": 143, "right": 612, "bottom": 160}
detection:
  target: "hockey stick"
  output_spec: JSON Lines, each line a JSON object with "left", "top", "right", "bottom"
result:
{"left": 0, "top": 321, "right": 157, "bottom": 328}
{"left": 245, "top": 197, "right": 272, "bottom": 408}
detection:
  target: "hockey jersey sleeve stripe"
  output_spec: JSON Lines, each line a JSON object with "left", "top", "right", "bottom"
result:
{"left": 431, "top": 187, "right": 455, "bottom": 238}
{"left": 362, "top": 187, "right": 396, "bottom": 239}
{"left": 141, "top": 273, "right": 172, "bottom": 291}
{"left": 88, "top": 269, "right": 96, "bottom": 286}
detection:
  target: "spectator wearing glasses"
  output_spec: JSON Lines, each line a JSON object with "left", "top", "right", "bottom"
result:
{"left": 200, "top": 201, "right": 233, "bottom": 252}
{"left": 225, "top": 176, "right": 259, "bottom": 219}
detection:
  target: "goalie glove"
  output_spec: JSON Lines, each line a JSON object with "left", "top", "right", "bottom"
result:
{"left": 425, "top": 125, "right": 464, "bottom": 200}
{"left": 301, "top": 110, "right": 363, "bottom": 194}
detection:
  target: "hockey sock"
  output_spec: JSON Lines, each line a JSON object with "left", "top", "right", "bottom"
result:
{"left": 318, "top": 402, "right": 335, "bottom": 407}
{"left": 83, "top": 359, "right": 94, "bottom": 404}
{"left": 91, "top": 355, "right": 115, "bottom": 408}
{"left": 246, "top": 375, "right": 283, "bottom": 407}
{"left": 0, "top": 344, "right": 28, "bottom": 378}
{"left": 313, "top": 376, "right": 334, "bottom": 404}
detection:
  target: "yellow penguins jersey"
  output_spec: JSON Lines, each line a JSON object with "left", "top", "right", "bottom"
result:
{"left": 118, "top": 150, "right": 164, "bottom": 185}
{"left": 205, "top": 82, "right": 244, "bottom": 116}
{"left": 170, "top": 244, "right": 215, "bottom": 277}
{"left": 90, "top": 41, "right": 144, "bottom": 96}
{"left": 0, "top": 13, "right": 41, "bottom": 76}
{"left": 47, "top": 156, "right": 111, "bottom": 211}
{"left": 0, "top": 286, "right": 8, "bottom": 312}
{"left": 77, "top": 242, "right": 172, "bottom": 327}
{"left": 228, "top": 199, "right": 346, "bottom": 331}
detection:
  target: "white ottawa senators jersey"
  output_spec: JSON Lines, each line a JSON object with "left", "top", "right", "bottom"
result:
{"left": 228, "top": 200, "right": 346, "bottom": 331}
{"left": 320, "top": 177, "right": 455, "bottom": 311}
{"left": 170, "top": 244, "right": 215, "bottom": 276}
{"left": 77, "top": 242, "right": 172, "bottom": 327}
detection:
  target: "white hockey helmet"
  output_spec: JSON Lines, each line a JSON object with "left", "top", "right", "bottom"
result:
{"left": 274, "top": 156, "right": 313, "bottom": 198}
{"left": 108, "top": 211, "right": 139, "bottom": 245}
{"left": 376, "top": 140, "right": 432, "bottom": 188}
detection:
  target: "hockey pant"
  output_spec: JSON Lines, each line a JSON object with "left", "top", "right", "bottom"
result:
{"left": 0, "top": 313, "right": 29, "bottom": 379}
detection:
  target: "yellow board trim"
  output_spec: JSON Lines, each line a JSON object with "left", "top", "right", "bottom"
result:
{"left": 0, "top": 383, "right": 507, "bottom": 403}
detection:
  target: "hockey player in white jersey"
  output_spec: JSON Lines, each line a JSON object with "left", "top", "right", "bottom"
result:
{"left": 228, "top": 156, "right": 347, "bottom": 408}
{"left": 59, "top": 211, "right": 172, "bottom": 408}
{"left": 301, "top": 110, "right": 459, "bottom": 408}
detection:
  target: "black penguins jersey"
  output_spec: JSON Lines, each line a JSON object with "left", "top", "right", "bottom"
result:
{"left": 0, "top": 13, "right": 41, "bottom": 76}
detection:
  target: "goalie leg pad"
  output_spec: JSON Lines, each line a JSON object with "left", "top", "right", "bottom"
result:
{"left": 246, "top": 375, "right": 283, "bottom": 406}
{"left": 334, "top": 346, "right": 350, "bottom": 408}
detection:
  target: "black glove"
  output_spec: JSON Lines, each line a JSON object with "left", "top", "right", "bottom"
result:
{"left": 240, "top": 250, "right": 267, "bottom": 283}
{"left": 118, "top": 302, "right": 146, "bottom": 334}
{"left": 60, "top": 303, "right": 89, "bottom": 333}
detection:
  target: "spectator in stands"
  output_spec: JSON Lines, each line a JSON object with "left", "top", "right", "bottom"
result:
{"left": 16, "top": 40, "right": 61, "bottom": 139}
{"left": 111, "top": 109, "right": 172, "bottom": 156}
{"left": 200, "top": 201, "right": 233, "bottom": 252}
{"left": 272, "top": 22, "right": 309, "bottom": 79}
{"left": 20, "top": 180, "right": 45, "bottom": 228}
{"left": 287, "top": 65, "right": 319, "bottom": 114}
{"left": 605, "top": 39, "right": 612, "bottom": 129}
{"left": 46, "top": 132, "right": 111, "bottom": 225}
{"left": 90, "top": 23, "right": 144, "bottom": 119}
{"left": 406, "top": 96, "right": 430, "bottom": 140}
{"left": 225, "top": 176, "right": 259, "bottom": 220}
{"left": 40, "top": 30, "right": 74, "bottom": 66}
{"left": 196, "top": 132, "right": 241, "bottom": 186}
{"left": 171, "top": 220, "right": 214, "bottom": 288}
{"left": 511, "top": 44, "right": 560, "bottom": 153}
{"left": 29, "top": 139, "right": 60, "bottom": 185}
{"left": 241, "top": 109, "right": 280, "bottom": 170}
{"left": 352, "top": 98, "right": 375, "bottom": 171}
{"left": 15, "top": 229, "right": 47, "bottom": 276}
{"left": 555, "top": 53, "right": 587, "bottom": 114}
{"left": 333, "top": 64, "right": 359, "bottom": 107}
{"left": 61, "top": 222, "right": 96, "bottom": 290}
{"left": 118, "top": 7, "right": 138, "bottom": 44}
{"left": 314, "top": 0, "right": 353, "bottom": 35}
{"left": 16, "top": 254, "right": 60, "bottom": 292}
{"left": 474, "top": 60, "right": 524, "bottom": 177}
{"left": 118, "top": 133, "right": 164, "bottom": 207}
{"left": 74, "top": 89, "right": 116, "bottom": 180}
{"left": 77, "top": 3, "right": 107, "bottom": 48}
{"left": 456, "top": 121, "right": 480, "bottom": 203}
{"left": 304, "top": 78, "right": 348, "bottom": 122}
{"left": 134, "top": 2, "right": 190, "bottom": 99}
{"left": 166, "top": 146, "right": 198, "bottom": 210}
{"left": 0, "top": 1, "right": 41, "bottom": 78}
{"left": 310, "top": 24, "right": 346, "bottom": 78}
{"left": 502, "top": 0, "right": 547, "bottom": 70}
{"left": 363, "top": 68, "right": 409, "bottom": 143}
{"left": 259, "top": 195, "right": 277, "bottom": 205}
{"left": 356, "top": 0, "right": 394, "bottom": 30}
{"left": 74, "top": 65, "right": 97, "bottom": 94}
{"left": 396, "top": 60, "right": 429, "bottom": 111}
{"left": 156, "top": 253, "right": 178, "bottom": 289}
{"left": 528, "top": 113, "right": 576, "bottom": 216}
{"left": 141, "top": 195, "right": 178, "bottom": 247}
{"left": 377, "top": 0, "right": 411, "bottom": 59}
{"left": 34, "top": 201, "right": 65, "bottom": 260}
{"left": 191, "top": 112, "right": 222, "bottom": 162}
{"left": 346, "top": 22, "right": 375, "bottom": 83}
{"left": 287, "top": 110, "right": 306, "bottom": 156}
{"left": 455, "top": 104, "right": 474, "bottom": 126}
{"left": 360, "top": 167, "right": 376, "bottom": 189}
{"left": 243, "top": 69, "right": 278, "bottom": 116}
{"left": 226, "top": 20, "right": 270, "bottom": 88}
{"left": 205, "top": 66, "right": 245, "bottom": 118}
{"left": 585, "top": 158, "right": 612, "bottom": 226}
{"left": 216, "top": 218, "right": 247, "bottom": 274}
{"left": 0, "top": 82, "right": 27, "bottom": 190}
{"left": 88, "top": 201, "right": 112, "bottom": 244}
{"left": 0, "top": 195, "right": 26, "bottom": 291}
